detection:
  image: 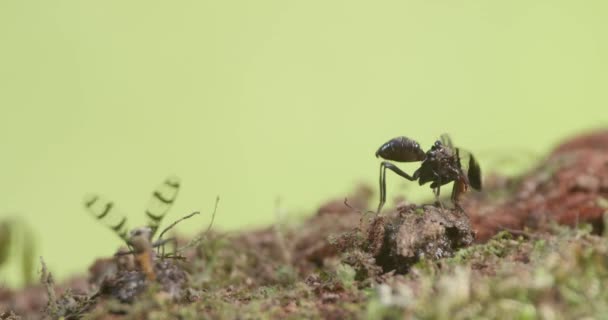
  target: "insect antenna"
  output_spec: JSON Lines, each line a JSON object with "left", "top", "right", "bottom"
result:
{"left": 440, "top": 133, "right": 455, "bottom": 149}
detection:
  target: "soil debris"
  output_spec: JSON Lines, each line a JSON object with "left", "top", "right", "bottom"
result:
{"left": 375, "top": 205, "right": 474, "bottom": 273}
{"left": 96, "top": 257, "right": 189, "bottom": 304}
{"left": 335, "top": 205, "right": 474, "bottom": 276}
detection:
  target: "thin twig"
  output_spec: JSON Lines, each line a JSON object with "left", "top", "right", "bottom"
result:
{"left": 152, "top": 237, "right": 176, "bottom": 248}
{"left": 40, "top": 257, "right": 57, "bottom": 315}
{"left": 157, "top": 253, "right": 187, "bottom": 260}
{"left": 344, "top": 197, "right": 375, "bottom": 232}
{"left": 343, "top": 197, "right": 375, "bottom": 216}
{"left": 274, "top": 197, "right": 292, "bottom": 264}
{"left": 205, "top": 196, "right": 220, "bottom": 234}
{"left": 158, "top": 211, "right": 201, "bottom": 241}
{"left": 157, "top": 211, "right": 200, "bottom": 258}
{"left": 172, "top": 196, "right": 221, "bottom": 254}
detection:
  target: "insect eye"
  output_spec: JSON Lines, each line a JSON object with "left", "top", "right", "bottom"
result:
{"left": 133, "top": 230, "right": 141, "bottom": 236}
{"left": 434, "top": 141, "right": 442, "bottom": 147}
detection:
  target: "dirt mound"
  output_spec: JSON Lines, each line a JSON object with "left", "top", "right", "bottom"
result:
{"left": 336, "top": 205, "right": 474, "bottom": 276}
{"left": 376, "top": 205, "right": 474, "bottom": 274}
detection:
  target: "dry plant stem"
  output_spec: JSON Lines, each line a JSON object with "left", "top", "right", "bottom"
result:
{"left": 274, "top": 198, "right": 292, "bottom": 265}
{"left": 158, "top": 212, "right": 200, "bottom": 242}
{"left": 204, "top": 196, "right": 220, "bottom": 234}
{"left": 114, "top": 238, "right": 177, "bottom": 257}
{"left": 172, "top": 196, "right": 220, "bottom": 255}
{"left": 39, "top": 257, "right": 57, "bottom": 315}
{"left": 157, "top": 210, "right": 200, "bottom": 257}
{"left": 154, "top": 237, "right": 177, "bottom": 258}
{"left": 344, "top": 197, "right": 375, "bottom": 233}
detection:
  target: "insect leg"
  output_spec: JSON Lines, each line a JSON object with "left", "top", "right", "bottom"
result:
{"left": 434, "top": 175, "right": 444, "bottom": 209}
{"left": 378, "top": 161, "right": 418, "bottom": 214}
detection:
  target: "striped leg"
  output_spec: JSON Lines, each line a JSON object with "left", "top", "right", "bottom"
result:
{"left": 145, "top": 176, "right": 181, "bottom": 238}
{"left": 84, "top": 195, "right": 129, "bottom": 242}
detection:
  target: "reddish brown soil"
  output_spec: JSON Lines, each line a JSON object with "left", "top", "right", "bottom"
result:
{"left": 466, "top": 129, "right": 608, "bottom": 241}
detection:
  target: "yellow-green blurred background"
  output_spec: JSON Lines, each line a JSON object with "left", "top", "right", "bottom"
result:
{"left": 1, "top": 0, "right": 606, "bottom": 287}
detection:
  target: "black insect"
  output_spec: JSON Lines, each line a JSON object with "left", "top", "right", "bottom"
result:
{"left": 375, "top": 134, "right": 482, "bottom": 213}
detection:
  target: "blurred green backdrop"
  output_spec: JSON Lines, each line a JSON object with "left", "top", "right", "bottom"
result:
{"left": 1, "top": 0, "right": 606, "bottom": 286}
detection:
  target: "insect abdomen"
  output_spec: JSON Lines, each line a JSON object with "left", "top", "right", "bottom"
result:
{"left": 375, "top": 136, "right": 426, "bottom": 162}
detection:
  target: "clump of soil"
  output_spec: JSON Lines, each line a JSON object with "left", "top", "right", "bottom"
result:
{"left": 98, "top": 259, "right": 189, "bottom": 303}
{"left": 374, "top": 205, "right": 474, "bottom": 273}
{"left": 334, "top": 205, "right": 474, "bottom": 277}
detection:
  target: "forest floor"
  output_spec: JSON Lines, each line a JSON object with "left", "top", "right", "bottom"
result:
{"left": 2, "top": 129, "right": 608, "bottom": 320}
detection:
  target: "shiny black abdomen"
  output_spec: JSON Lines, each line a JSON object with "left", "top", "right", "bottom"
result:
{"left": 375, "top": 136, "right": 426, "bottom": 162}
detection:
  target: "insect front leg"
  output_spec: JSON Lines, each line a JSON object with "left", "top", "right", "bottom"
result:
{"left": 378, "top": 161, "right": 419, "bottom": 214}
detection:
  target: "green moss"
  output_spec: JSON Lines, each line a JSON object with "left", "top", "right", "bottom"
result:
{"left": 336, "top": 264, "right": 357, "bottom": 289}
{"left": 448, "top": 230, "right": 521, "bottom": 265}
{"left": 28, "top": 210, "right": 608, "bottom": 319}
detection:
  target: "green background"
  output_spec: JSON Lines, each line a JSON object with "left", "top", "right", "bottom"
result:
{"left": 1, "top": 1, "right": 606, "bottom": 286}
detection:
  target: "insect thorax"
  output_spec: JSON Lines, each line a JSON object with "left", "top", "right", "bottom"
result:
{"left": 426, "top": 148, "right": 461, "bottom": 181}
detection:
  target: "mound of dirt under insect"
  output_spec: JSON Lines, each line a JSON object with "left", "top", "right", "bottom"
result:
{"left": 335, "top": 205, "right": 474, "bottom": 277}
{"left": 374, "top": 205, "right": 474, "bottom": 273}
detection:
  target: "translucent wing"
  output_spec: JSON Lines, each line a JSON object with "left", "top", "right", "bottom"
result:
{"left": 440, "top": 133, "right": 454, "bottom": 149}
{"left": 456, "top": 148, "right": 482, "bottom": 191}
{"left": 84, "top": 194, "right": 129, "bottom": 241}
{"left": 145, "top": 176, "right": 180, "bottom": 238}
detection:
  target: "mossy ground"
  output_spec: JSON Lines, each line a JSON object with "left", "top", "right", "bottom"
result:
{"left": 4, "top": 214, "right": 608, "bottom": 319}
{"left": 3, "top": 130, "right": 608, "bottom": 319}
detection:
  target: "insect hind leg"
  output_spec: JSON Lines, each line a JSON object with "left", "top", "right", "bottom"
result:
{"left": 378, "top": 161, "right": 418, "bottom": 214}
{"left": 432, "top": 181, "right": 444, "bottom": 209}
